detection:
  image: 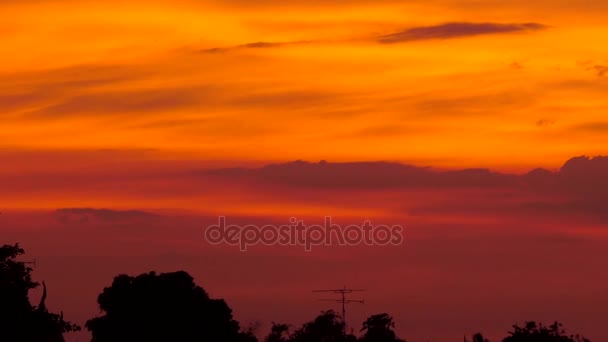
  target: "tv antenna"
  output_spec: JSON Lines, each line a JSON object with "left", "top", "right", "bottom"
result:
{"left": 313, "top": 286, "right": 365, "bottom": 334}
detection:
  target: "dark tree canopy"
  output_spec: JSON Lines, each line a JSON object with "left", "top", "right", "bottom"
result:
{"left": 502, "top": 322, "right": 590, "bottom": 342}
{"left": 290, "top": 310, "right": 356, "bottom": 342}
{"left": 465, "top": 333, "right": 490, "bottom": 342}
{"left": 0, "top": 243, "right": 80, "bottom": 342}
{"left": 86, "top": 270, "right": 255, "bottom": 342}
{"left": 360, "top": 313, "right": 404, "bottom": 342}
{"left": 265, "top": 323, "right": 291, "bottom": 342}
{"left": 264, "top": 312, "right": 407, "bottom": 342}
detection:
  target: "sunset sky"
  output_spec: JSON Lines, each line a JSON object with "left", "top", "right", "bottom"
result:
{"left": 1, "top": 1, "right": 608, "bottom": 341}
{"left": 3, "top": 0, "right": 608, "bottom": 169}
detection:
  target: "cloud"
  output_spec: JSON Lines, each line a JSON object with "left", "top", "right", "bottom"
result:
{"left": 55, "top": 208, "right": 161, "bottom": 224}
{"left": 205, "top": 156, "right": 608, "bottom": 190}
{"left": 572, "top": 121, "right": 608, "bottom": 133}
{"left": 27, "top": 86, "right": 210, "bottom": 118}
{"left": 240, "top": 41, "right": 290, "bottom": 48}
{"left": 378, "top": 22, "right": 546, "bottom": 43}
{"left": 593, "top": 65, "right": 608, "bottom": 77}
{"left": 412, "top": 90, "right": 537, "bottom": 118}
{"left": 201, "top": 22, "right": 545, "bottom": 54}
{"left": 0, "top": 92, "right": 45, "bottom": 112}
{"left": 203, "top": 156, "right": 608, "bottom": 222}
{"left": 510, "top": 62, "right": 524, "bottom": 69}
{"left": 536, "top": 119, "right": 555, "bottom": 127}
{"left": 11, "top": 66, "right": 336, "bottom": 119}
{"left": 4, "top": 151, "right": 608, "bottom": 223}
{"left": 230, "top": 89, "right": 336, "bottom": 109}
{"left": 22, "top": 85, "right": 335, "bottom": 119}
{"left": 348, "top": 125, "right": 418, "bottom": 138}
{"left": 1, "top": 64, "right": 150, "bottom": 88}
{"left": 201, "top": 40, "right": 311, "bottom": 53}
{"left": 205, "top": 160, "right": 516, "bottom": 189}
{"left": 0, "top": 64, "right": 152, "bottom": 115}
{"left": 579, "top": 61, "right": 608, "bottom": 77}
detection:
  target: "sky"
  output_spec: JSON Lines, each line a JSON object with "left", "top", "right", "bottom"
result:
{"left": 2, "top": 0, "right": 608, "bottom": 169}
{"left": 1, "top": 0, "right": 608, "bottom": 341}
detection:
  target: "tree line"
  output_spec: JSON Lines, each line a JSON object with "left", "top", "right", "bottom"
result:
{"left": 0, "top": 243, "right": 590, "bottom": 342}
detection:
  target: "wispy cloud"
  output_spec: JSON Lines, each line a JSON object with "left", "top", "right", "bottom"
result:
{"left": 578, "top": 61, "right": 608, "bottom": 77}
{"left": 26, "top": 87, "right": 209, "bottom": 118}
{"left": 572, "top": 121, "right": 608, "bottom": 133}
{"left": 201, "top": 40, "right": 312, "bottom": 53}
{"left": 56, "top": 208, "right": 161, "bottom": 223}
{"left": 592, "top": 65, "right": 608, "bottom": 77}
{"left": 378, "top": 22, "right": 546, "bottom": 43}
{"left": 536, "top": 119, "right": 555, "bottom": 127}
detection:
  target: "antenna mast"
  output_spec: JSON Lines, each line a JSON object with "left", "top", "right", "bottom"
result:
{"left": 313, "top": 286, "right": 365, "bottom": 334}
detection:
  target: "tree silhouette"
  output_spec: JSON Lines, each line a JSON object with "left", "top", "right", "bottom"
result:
{"left": 465, "top": 333, "right": 490, "bottom": 342}
{"left": 86, "top": 270, "right": 257, "bottom": 342}
{"left": 290, "top": 310, "right": 356, "bottom": 342}
{"left": 264, "top": 323, "right": 291, "bottom": 342}
{"left": 502, "top": 321, "right": 589, "bottom": 342}
{"left": 0, "top": 243, "right": 80, "bottom": 342}
{"left": 360, "top": 313, "right": 404, "bottom": 342}
{"left": 242, "top": 321, "right": 262, "bottom": 342}
{"left": 474, "top": 333, "right": 490, "bottom": 342}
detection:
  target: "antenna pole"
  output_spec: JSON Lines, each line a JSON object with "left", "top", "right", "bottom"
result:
{"left": 342, "top": 286, "right": 346, "bottom": 329}
{"left": 313, "top": 286, "right": 365, "bottom": 335}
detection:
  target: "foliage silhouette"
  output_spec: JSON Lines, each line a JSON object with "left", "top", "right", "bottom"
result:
{"left": 264, "top": 312, "right": 406, "bottom": 342}
{"left": 0, "top": 243, "right": 80, "bottom": 342}
{"left": 502, "top": 321, "right": 590, "bottom": 342}
{"left": 360, "top": 313, "right": 404, "bottom": 342}
{"left": 289, "top": 310, "right": 357, "bottom": 342}
{"left": 241, "top": 321, "right": 262, "bottom": 342}
{"left": 264, "top": 323, "right": 292, "bottom": 342}
{"left": 465, "top": 333, "right": 490, "bottom": 342}
{"left": 86, "top": 270, "right": 256, "bottom": 342}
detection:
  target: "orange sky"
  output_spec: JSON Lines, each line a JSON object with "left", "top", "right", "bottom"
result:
{"left": 2, "top": 0, "right": 607, "bottom": 170}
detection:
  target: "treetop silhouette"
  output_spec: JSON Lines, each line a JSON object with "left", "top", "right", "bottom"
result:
{"left": 0, "top": 243, "right": 80, "bottom": 342}
{"left": 86, "top": 270, "right": 254, "bottom": 342}
{"left": 503, "top": 321, "right": 590, "bottom": 342}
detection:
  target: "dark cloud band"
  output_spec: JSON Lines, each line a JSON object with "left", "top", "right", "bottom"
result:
{"left": 378, "top": 22, "right": 546, "bottom": 43}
